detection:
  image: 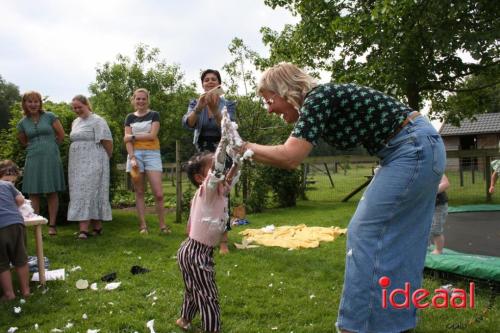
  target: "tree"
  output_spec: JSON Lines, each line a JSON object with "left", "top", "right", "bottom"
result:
{"left": 431, "top": 72, "right": 500, "bottom": 126}
{"left": 222, "top": 38, "right": 302, "bottom": 210}
{"left": 260, "top": 0, "right": 499, "bottom": 112}
{"left": 89, "top": 44, "right": 197, "bottom": 162}
{"left": 0, "top": 99, "right": 74, "bottom": 221}
{"left": 0, "top": 75, "right": 20, "bottom": 130}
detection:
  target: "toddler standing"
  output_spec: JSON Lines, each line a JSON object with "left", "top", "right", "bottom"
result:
{"left": 176, "top": 111, "right": 244, "bottom": 332}
{"left": 0, "top": 160, "right": 30, "bottom": 300}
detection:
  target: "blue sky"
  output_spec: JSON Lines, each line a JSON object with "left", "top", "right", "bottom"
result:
{"left": 0, "top": 0, "right": 297, "bottom": 102}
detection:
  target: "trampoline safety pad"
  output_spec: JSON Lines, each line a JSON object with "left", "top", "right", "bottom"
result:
{"left": 425, "top": 248, "right": 500, "bottom": 282}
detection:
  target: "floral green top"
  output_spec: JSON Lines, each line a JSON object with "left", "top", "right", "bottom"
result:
{"left": 291, "top": 83, "right": 415, "bottom": 155}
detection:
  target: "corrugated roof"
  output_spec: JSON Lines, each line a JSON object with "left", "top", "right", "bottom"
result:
{"left": 439, "top": 113, "right": 500, "bottom": 136}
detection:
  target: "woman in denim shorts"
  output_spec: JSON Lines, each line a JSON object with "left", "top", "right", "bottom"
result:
{"left": 240, "top": 63, "right": 446, "bottom": 333}
{"left": 124, "top": 88, "right": 170, "bottom": 234}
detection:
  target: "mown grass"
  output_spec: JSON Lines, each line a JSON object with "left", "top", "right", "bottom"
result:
{"left": 303, "top": 165, "right": 500, "bottom": 205}
{"left": 1, "top": 200, "right": 499, "bottom": 332}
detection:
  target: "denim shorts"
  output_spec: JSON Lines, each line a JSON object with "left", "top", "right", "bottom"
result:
{"left": 336, "top": 116, "right": 446, "bottom": 333}
{"left": 126, "top": 149, "right": 162, "bottom": 172}
{"left": 430, "top": 203, "right": 448, "bottom": 236}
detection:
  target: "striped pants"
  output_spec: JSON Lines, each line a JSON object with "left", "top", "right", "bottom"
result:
{"left": 177, "top": 238, "right": 221, "bottom": 332}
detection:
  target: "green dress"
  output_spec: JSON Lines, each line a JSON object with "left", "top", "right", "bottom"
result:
{"left": 16, "top": 111, "right": 66, "bottom": 194}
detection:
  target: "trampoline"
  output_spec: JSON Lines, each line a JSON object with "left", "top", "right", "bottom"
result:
{"left": 444, "top": 207, "right": 500, "bottom": 257}
{"left": 425, "top": 205, "right": 500, "bottom": 282}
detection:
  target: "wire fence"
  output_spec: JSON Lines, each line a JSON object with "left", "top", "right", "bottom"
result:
{"left": 301, "top": 152, "right": 500, "bottom": 205}
{"left": 300, "top": 159, "right": 378, "bottom": 202}
{"left": 115, "top": 150, "right": 500, "bottom": 211}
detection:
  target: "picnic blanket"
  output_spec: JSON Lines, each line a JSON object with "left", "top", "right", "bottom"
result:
{"left": 238, "top": 224, "right": 347, "bottom": 250}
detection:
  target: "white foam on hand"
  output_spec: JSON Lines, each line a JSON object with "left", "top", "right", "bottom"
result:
{"left": 19, "top": 199, "right": 46, "bottom": 221}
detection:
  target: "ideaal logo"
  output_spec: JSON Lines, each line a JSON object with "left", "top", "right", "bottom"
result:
{"left": 379, "top": 276, "right": 475, "bottom": 309}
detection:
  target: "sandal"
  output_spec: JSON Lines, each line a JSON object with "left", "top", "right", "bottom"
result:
{"left": 139, "top": 226, "right": 148, "bottom": 235}
{"left": 78, "top": 231, "right": 90, "bottom": 240}
{"left": 48, "top": 225, "right": 57, "bottom": 236}
{"left": 92, "top": 228, "right": 103, "bottom": 236}
{"left": 160, "top": 226, "right": 171, "bottom": 234}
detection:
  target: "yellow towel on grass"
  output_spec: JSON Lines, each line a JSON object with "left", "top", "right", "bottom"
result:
{"left": 238, "top": 224, "right": 347, "bottom": 250}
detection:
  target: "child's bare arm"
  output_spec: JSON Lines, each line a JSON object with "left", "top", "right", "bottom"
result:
{"left": 15, "top": 193, "right": 25, "bottom": 207}
{"left": 225, "top": 160, "right": 241, "bottom": 186}
{"left": 490, "top": 171, "right": 498, "bottom": 194}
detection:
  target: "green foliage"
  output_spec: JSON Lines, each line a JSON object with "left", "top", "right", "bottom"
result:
{"left": 181, "top": 184, "right": 195, "bottom": 213}
{"left": 89, "top": 44, "right": 197, "bottom": 163}
{"left": 0, "top": 75, "right": 20, "bottom": 131}
{"left": 242, "top": 165, "right": 270, "bottom": 213}
{"left": 0, "top": 100, "right": 74, "bottom": 220}
{"left": 222, "top": 38, "right": 260, "bottom": 96}
{"left": 261, "top": 0, "right": 499, "bottom": 112}
{"left": 430, "top": 72, "right": 500, "bottom": 126}
{"left": 221, "top": 39, "right": 304, "bottom": 211}
{"left": 262, "top": 165, "right": 302, "bottom": 208}
{"left": 0, "top": 99, "right": 130, "bottom": 220}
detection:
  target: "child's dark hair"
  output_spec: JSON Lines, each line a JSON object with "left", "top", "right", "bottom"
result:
{"left": 0, "top": 160, "right": 20, "bottom": 178}
{"left": 185, "top": 151, "right": 213, "bottom": 187}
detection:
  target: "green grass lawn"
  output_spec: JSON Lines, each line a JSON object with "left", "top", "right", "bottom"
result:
{"left": 303, "top": 165, "right": 500, "bottom": 205}
{"left": 1, "top": 201, "right": 499, "bottom": 332}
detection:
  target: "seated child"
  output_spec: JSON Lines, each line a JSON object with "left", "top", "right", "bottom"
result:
{"left": 0, "top": 160, "right": 30, "bottom": 300}
{"left": 176, "top": 110, "right": 244, "bottom": 333}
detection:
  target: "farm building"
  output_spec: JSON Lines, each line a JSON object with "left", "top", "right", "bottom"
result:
{"left": 439, "top": 113, "right": 500, "bottom": 172}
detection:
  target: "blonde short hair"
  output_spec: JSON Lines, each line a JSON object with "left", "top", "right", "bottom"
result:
{"left": 21, "top": 91, "right": 43, "bottom": 117}
{"left": 257, "top": 62, "right": 317, "bottom": 110}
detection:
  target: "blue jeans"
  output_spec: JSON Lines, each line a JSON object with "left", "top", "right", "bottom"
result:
{"left": 336, "top": 116, "right": 446, "bottom": 333}
{"left": 126, "top": 150, "right": 162, "bottom": 172}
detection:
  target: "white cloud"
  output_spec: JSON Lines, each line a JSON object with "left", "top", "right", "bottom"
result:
{"left": 0, "top": 0, "right": 297, "bottom": 102}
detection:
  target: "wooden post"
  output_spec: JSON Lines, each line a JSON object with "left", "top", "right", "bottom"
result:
{"left": 342, "top": 177, "right": 372, "bottom": 202}
{"left": 35, "top": 225, "right": 46, "bottom": 285}
{"left": 459, "top": 160, "right": 464, "bottom": 187}
{"left": 323, "top": 162, "right": 334, "bottom": 188}
{"left": 300, "top": 163, "right": 307, "bottom": 199}
{"left": 175, "top": 140, "right": 182, "bottom": 223}
{"left": 471, "top": 159, "right": 475, "bottom": 184}
{"left": 170, "top": 165, "right": 175, "bottom": 186}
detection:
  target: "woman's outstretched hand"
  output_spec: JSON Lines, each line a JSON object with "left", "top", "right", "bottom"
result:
{"left": 206, "top": 93, "right": 219, "bottom": 113}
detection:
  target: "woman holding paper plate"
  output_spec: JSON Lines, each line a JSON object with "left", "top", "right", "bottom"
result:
{"left": 182, "top": 69, "right": 237, "bottom": 254}
{"left": 183, "top": 69, "right": 236, "bottom": 152}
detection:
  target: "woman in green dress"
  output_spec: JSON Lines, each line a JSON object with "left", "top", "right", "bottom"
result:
{"left": 16, "top": 91, "right": 66, "bottom": 235}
